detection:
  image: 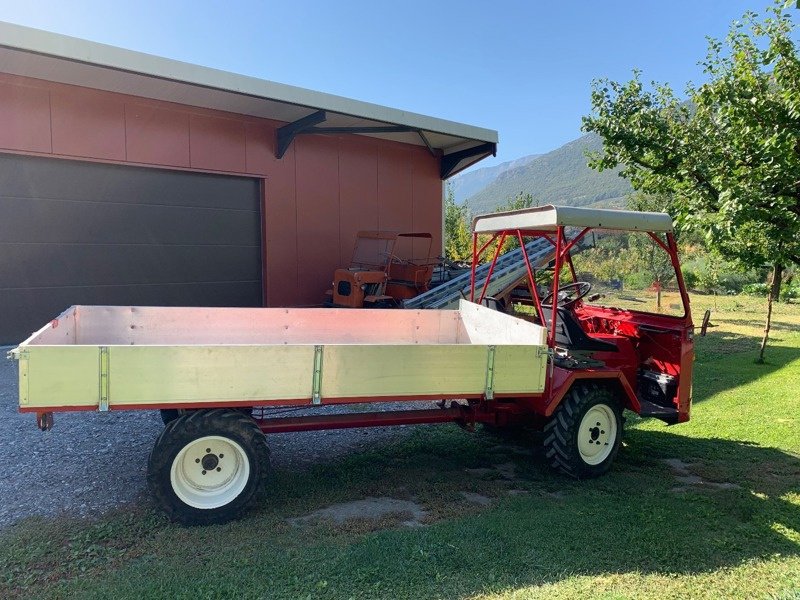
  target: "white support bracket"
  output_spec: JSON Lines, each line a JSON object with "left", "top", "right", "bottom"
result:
{"left": 311, "top": 345, "right": 324, "bottom": 405}
{"left": 484, "top": 345, "right": 496, "bottom": 401}
{"left": 99, "top": 346, "right": 109, "bottom": 412}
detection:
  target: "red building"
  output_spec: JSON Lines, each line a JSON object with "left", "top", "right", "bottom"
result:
{"left": 0, "top": 22, "right": 497, "bottom": 343}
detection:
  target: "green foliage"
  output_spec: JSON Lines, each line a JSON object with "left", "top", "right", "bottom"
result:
{"left": 498, "top": 191, "right": 537, "bottom": 212}
{"left": 743, "top": 282, "right": 770, "bottom": 296}
{"left": 448, "top": 190, "right": 539, "bottom": 264}
{"left": 682, "top": 268, "right": 699, "bottom": 289}
{"left": 490, "top": 192, "right": 537, "bottom": 254}
{"left": 782, "top": 283, "right": 800, "bottom": 301}
{"left": 443, "top": 185, "right": 471, "bottom": 263}
{"left": 626, "top": 193, "right": 676, "bottom": 288}
{"left": 573, "top": 233, "right": 630, "bottom": 284}
{"left": 583, "top": 2, "right": 800, "bottom": 275}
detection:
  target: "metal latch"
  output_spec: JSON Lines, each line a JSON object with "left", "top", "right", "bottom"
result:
{"left": 311, "top": 345, "right": 324, "bottom": 405}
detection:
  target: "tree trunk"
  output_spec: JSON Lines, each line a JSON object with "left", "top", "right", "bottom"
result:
{"left": 757, "top": 262, "right": 783, "bottom": 364}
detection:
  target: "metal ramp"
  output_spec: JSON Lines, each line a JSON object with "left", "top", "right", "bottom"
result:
{"left": 403, "top": 238, "right": 554, "bottom": 310}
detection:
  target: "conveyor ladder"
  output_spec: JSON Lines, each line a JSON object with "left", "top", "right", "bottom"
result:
{"left": 403, "top": 238, "right": 554, "bottom": 310}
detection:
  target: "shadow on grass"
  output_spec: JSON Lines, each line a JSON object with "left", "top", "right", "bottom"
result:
{"left": 260, "top": 427, "right": 799, "bottom": 599}
{"left": 692, "top": 329, "right": 800, "bottom": 403}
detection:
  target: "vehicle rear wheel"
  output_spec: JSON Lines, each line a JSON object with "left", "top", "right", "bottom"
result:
{"left": 160, "top": 407, "right": 253, "bottom": 425}
{"left": 543, "top": 384, "right": 622, "bottom": 479}
{"left": 148, "top": 409, "right": 269, "bottom": 525}
{"left": 159, "top": 409, "right": 182, "bottom": 425}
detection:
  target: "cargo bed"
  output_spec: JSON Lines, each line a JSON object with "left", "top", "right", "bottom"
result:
{"left": 12, "top": 300, "right": 548, "bottom": 412}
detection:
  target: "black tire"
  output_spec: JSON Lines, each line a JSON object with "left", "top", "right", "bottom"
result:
{"left": 543, "top": 384, "right": 623, "bottom": 479}
{"left": 147, "top": 409, "right": 270, "bottom": 525}
{"left": 160, "top": 409, "right": 181, "bottom": 425}
{"left": 160, "top": 407, "right": 253, "bottom": 426}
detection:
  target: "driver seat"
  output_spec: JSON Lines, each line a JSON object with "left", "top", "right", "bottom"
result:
{"left": 541, "top": 307, "right": 618, "bottom": 353}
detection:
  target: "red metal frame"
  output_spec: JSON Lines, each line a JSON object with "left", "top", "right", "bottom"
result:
{"left": 467, "top": 221, "right": 694, "bottom": 424}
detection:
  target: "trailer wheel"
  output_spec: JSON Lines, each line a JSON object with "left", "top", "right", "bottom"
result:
{"left": 543, "top": 384, "right": 622, "bottom": 479}
{"left": 148, "top": 409, "right": 269, "bottom": 525}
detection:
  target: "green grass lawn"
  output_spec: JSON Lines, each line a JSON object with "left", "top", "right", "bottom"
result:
{"left": 1, "top": 295, "right": 798, "bottom": 599}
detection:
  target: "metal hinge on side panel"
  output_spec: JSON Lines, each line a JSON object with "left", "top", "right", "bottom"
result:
{"left": 99, "top": 347, "right": 109, "bottom": 412}
{"left": 16, "top": 349, "right": 29, "bottom": 406}
{"left": 311, "top": 345, "right": 324, "bottom": 405}
{"left": 485, "top": 345, "right": 496, "bottom": 400}
{"left": 537, "top": 346, "right": 553, "bottom": 358}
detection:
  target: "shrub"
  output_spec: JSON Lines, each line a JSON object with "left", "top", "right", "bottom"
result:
{"left": 682, "top": 268, "right": 699, "bottom": 289}
{"left": 718, "top": 271, "right": 755, "bottom": 294}
{"left": 742, "top": 282, "right": 769, "bottom": 296}
{"left": 781, "top": 284, "right": 800, "bottom": 302}
{"left": 622, "top": 270, "right": 657, "bottom": 290}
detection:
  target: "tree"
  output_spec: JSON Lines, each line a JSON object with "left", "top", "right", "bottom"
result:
{"left": 443, "top": 184, "right": 471, "bottom": 263}
{"left": 582, "top": 2, "right": 800, "bottom": 362}
{"left": 492, "top": 192, "right": 537, "bottom": 253}
{"left": 627, "top": 193, "right": 677, "bottom": 309}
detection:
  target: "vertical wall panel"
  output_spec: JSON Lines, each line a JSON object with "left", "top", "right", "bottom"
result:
{"left": 190, "top": 114, "right": 247, "bottom": 172}
{"left": 51, "top": 89, "right": 126, "bottom": 160}
{"left": 0, "top": 82, "right": 51, "bottom": 153}
{"left": 377, "top": 144, "right": 413, "bottom": 232}
{"left": 338, "top": 136, "right": 379, "bottom": 263}
{"left": 412, "top": 147, "right": 444, "bottom": 257}
{"left": 125, "top": 104, "right": 190, "bottom": 167}
{"left": 245, "top": 122, "right": 272, "bottom": 175}
{"left": 295, "top": 135, "right": 340, "bottom": 304}
{"left": 262, "top": 137, "right": 299, "bottom": 307}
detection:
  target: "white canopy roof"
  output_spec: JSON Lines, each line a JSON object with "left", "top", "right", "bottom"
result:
{"left": 473, "top": 204, "right": 674, "bottom": 234}
{"left": 0, "top": 21, "right": 497, "bottom": 178}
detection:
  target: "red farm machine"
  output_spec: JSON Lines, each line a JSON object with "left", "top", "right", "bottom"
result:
{"left": 10, "top": 205, "right": 694, "bottom": 525}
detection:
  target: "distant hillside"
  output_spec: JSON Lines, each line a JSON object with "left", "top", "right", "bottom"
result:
{"left": 462, "top": 133, "right": 632, "bottom": 215}
{"left": 449, "top": 153, "right": 540, "bottom": 203}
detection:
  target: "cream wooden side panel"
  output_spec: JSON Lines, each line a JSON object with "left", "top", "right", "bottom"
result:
{"left": 321, "top": 345, "right": 488, "bottom": 398}
{"left": 58, "top": 305, "right": 463, "bottom": 346}
{"left": 458, "top": 299, "right": 546, "bottom": 345}
{"left": 108, "top": 346, "right": 315, "bottom": 405}
{"left": 22, "top": 346, "right": 100, "bottom": 408}
{"left": 492, "top": 346, "right": 547, "bottom": 394}
{"left": 24, "top": 306, "right": 77, "bottom": 346}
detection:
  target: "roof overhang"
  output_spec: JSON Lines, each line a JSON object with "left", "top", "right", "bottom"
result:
{"left": 473, "top": 204, "right": 674, "bottom": 234}
{"left": 0, "top": 21, "right": 498, "bottom": 179}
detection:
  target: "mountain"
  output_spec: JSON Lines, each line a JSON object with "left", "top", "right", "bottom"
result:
{"left": 449, "top": 153, "right": 540, "bottom": 203}
{"left": 458, "top": 133, "right": 632, "bottom": 215}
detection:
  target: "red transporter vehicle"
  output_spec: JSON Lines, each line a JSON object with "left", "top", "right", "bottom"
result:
{"left": 10, "top": 205, "right": 693, "bottom": 525}
{"left": 468, "top": 205, "right": 694, "bottom": 474}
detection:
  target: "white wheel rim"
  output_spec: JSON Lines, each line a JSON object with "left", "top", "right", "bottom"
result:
{"left": 170, "top": 435, "right": 250, "bottom": 509}
{"left": 578, "top": 404, "right": 618, "bottom": 466}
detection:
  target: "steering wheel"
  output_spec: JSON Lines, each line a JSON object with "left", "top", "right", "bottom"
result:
{"left": 540, "top": 282, "right": 592, "bottom": 309}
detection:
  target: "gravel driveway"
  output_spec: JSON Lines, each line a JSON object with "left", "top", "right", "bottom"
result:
{"left": 0, "top": 345, "right": 425, "bottom": 529}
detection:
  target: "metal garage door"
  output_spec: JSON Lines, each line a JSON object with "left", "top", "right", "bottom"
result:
{"left": 0, "top": 154, "right": 262, "bottom": 344}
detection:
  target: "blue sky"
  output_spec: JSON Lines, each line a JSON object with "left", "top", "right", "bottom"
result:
{"left": 0, "top": 0, "right": 769, "bottom": 169}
